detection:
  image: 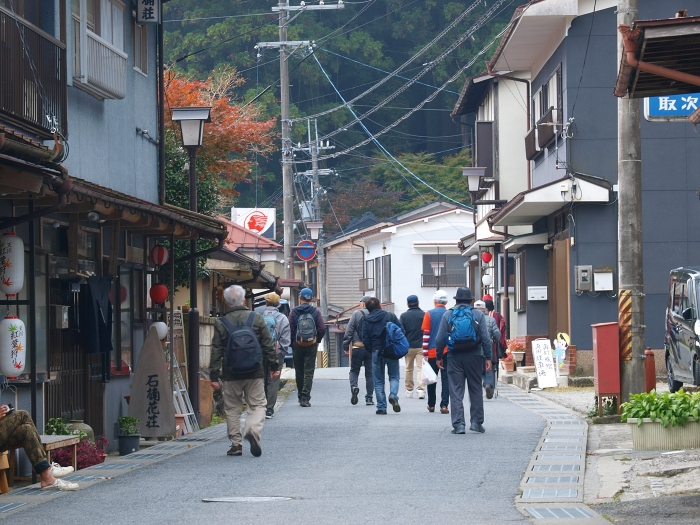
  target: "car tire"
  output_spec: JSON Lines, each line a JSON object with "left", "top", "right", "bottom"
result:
{"left": 666, "top": 352, "right": 683, "bottom": 393}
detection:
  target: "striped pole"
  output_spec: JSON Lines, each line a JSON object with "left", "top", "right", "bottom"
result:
{"left": 619, "top": 289, "right": 632, "bottom": 361}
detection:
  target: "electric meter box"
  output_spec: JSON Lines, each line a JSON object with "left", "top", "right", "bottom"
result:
{"left": 594, "top": 269, "right": 614, "bottom": 292}
{"left": 575, "top": 265, "right": 593, "bottom": 292}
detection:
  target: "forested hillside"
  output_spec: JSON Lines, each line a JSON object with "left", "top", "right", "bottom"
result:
{"left": 163, "top": 0, "right": 515, "bottom": 228}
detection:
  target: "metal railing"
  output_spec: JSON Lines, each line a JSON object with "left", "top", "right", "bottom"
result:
{"left": 421, "top": 273, "right": 467, "bottom": 288}
{"left": 0, "top": 7, "right": 67, "bottom": 137}
{"left": 73, "top": 18, "right": 126, "bottom": 100}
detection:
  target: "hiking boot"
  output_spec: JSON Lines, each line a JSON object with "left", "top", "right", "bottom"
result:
{"left": 265, "top": 408, "right": 274, "bottom": 419}
{"left": 351, "top": 386, "right": 360, "bottom": 405}
{"left": 375, "top": 409, "right": 387, "bottom": 415}
{"left": 417, "top": 390, "right": 425, "bottom": 399}
{"left": 300, "top": 396, "right": 311, "bottom": 408}
{"left": 469, "top": 422, "right": 486, "bottom": 434}
{"left": 440, "top": 406, "right": 449, "bottom": 414}
{"left": 451, "top": 425, "right": 466, "bottom": 434}
{"left": 365, "top": 397, "right": 374, "bottom": 406}
{"left": 427, "top": 406, "right": 435, "bottom": 413}
{"left": 485, "top": 385, "right": 494, "bottom": 400}
{"left": 405, "top": 389, "right": 414, "bottom": 399}
{"left": 227, "top": 444, "right": 242, "bottom": 456}
{"left": 389, "top": 395, "right": 401, "bottom": 413}
{"left": 245, "top": 432, "right": 262, "bottom": 457}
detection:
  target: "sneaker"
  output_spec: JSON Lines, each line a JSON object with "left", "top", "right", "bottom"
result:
{"left": 469, "top": 422, "right": 486, "bottom": 433}
{"left": 227, "top": 444, "right": 242, "bottom": 456}
{"left": 485, "top": 385, "right": 494, "bottom": 400}
{"left": 451, "top": 424, "right": 466, "bottom": 434}
{"left": 405, "top": 389, "right": 414, "bottom": 399}
{"left": 389, "top": 395, "right": 401, "bottom": 413}
{"left": 376, "top": 409, "right": 387, "bottom": 415}
{"left": 300, "top": 396, "right": 311, "bottom": 408}
{"left": 417, "top": 390, "right": 426, "bottom": 399}
{"left": 41, "top": 478, "right": 79, "bottom": 491}
{"left": 245, "top": 432, "right": 262, "bottom": 457}
{"left": 351, "top": 386, "right": 360, "bottom": 405}
{"left": 365, "top": 397, "right": 374, "bottom": 406}
{"left": 440, "top": 406, "right": 449, "bottom": 414}
{"left": 265, "top": 408, "right": 274, "bottom": 419}
{"left": 50, "top": 463, "right": 74, "bottom": 478}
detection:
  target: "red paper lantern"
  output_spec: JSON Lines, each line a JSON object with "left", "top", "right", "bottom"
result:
{"left": 110, "top": 286, "right": 127, "bottom": 304}
{"left": 149, "top": 284, "right": 169, "bottom": 303}
{"left": 150, "top": 245, "right": 170, "bottom": 266}
{"left": 481, "top": 252, "right": 493, "bottom": 264}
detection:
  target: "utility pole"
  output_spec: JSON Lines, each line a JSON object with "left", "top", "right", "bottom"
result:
{"left": 311, "top": 124, "right": 328, "bottom": 330}
{"left": 617, "top": 0, "right": 645, "bottom": 401}
{"left": 260, "top": 1, "right": 344, "bottom": 278}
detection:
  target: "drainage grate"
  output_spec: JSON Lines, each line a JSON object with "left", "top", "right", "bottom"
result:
{"left": 548, "top": 416, "right": 579, "bottom": 420}
{"left": 5, "top": 486, "right": 54, "bottom": 497}
{"left": 151, "top": 444, "right": 190, "bottom": 451}
{"left": 527, "top": 476, "right": 580, "bottom": 484}
{"left": 532, "top": 464, "right": 580, "bottom": 472}
{"left": 536, "top": 454, "right": 581, "bottom": 461}
{"left": 547, "top": 431, "right": 585, "bottom": 436}
{"left": 550, "top": 421, "right": 584, "bottom": 425}
{"left": 544, "top": 438, "right": 583, "bottom": 443}
{"left": 63, "top": 474, "right": 96, "bottom": 482}
{"left": 176, "top": 437, "right": 211, "bottom": 442}
{"left": 540, "top": 446, "right": 582, "bottom": 451}
{"left": 88, "top": 463, "right": 143, "bottom": 470}
{"left": 0, "top": 502, "right": 28, "bottom": 513}
{"left": 120, "top": 453, "right": 171, "bottom": 460}
{"left": 522, "top": 488, "right": 578, "bottom": 499}
{"left": 202, "top": 497, "right": 292, "bottom": 503}
{"left": 525, "top": 507, "right": 594, "bottom": 519}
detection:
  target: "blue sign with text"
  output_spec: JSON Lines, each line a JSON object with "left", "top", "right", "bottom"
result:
{"left": 645, "top": 93, "right": 700, "bottom": 120}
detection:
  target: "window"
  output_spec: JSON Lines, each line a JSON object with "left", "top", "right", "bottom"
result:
{"left": 361, "top": 260, "right": 374, "bottom": 292}
{"left": 133, "top": 19, "right": 148, "bottom": 74}
{"left": 371, "top": 256, "right": 392, "bottom": 303}
{"left": 515, "top": 252, "right": 526, "bottom": 312}
{"left": 532, "top": 66, "right": 562, "bottom": 127}
{"left": 72, "top": 0, "right": 124, "bottom": 48}
{"left": 498, "top": 253, "right": 516, "bottom": 293}
{"left": 421, "top": 254, "right": 467, "bottom": 287}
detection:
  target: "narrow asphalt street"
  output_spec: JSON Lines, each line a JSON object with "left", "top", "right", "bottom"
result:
{"left": 6, "top": 370, "right": 545, "bottom": 524}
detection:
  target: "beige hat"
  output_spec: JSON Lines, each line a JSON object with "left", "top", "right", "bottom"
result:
{"left": 265, "top": 292, "right": 280, "bottom": 306}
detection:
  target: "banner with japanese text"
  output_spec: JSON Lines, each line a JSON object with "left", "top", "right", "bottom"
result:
{"left": 136, "top": 0, "right": 161, "bottom": 24}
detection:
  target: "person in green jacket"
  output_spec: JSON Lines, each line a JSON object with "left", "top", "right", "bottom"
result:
{"left": 209, "top": 285, "right": 278, "bottom": 457}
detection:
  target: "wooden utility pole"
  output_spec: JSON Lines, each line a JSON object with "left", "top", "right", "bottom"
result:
{"left": 617, "top": 0, "right": 645, "bottom": 401}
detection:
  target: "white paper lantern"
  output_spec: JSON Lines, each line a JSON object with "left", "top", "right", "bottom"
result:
{"left": 0, "top": 233, "right": 24, "bottom": 297}
{"left": 152, "top": 322, "right": 168, "bottom": 340}
{"left": 0, "top": 316, "right": 26, "bottom": 379}
{"left": 482, "top": 274, "right": 493, "bottom": 286}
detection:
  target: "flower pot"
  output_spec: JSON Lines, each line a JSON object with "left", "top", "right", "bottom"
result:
{"left": 118, "top": 434, "right": 141, "bottom": 456}
{"left": 181, "top": 305, "right": 190, "bottom": 314}
{"left": 627, "top": 419, "right": 700, "bottom": 450}
{"left": 501, "top": 360, "right": 516, "bottom": 373}
{"left": 511, "top": 351, "right": 525, "bottom": 363}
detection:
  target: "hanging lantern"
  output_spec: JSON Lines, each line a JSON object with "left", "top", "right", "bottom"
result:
{"left": 0, "top": 316, "right": 26, "bottom": 379}
{"left": 0, "top": 233, "right": 25, "bottom": 297}
{"left": 149, "top": 283, "right": 169, "bottom": 303}
{"left": 481, "top": 251, "right": 492, "bottom": 264}
{"left": 152, "top": 322, "right": 168, "bottom": 341}
{"left": 482, "top": 274, "right": 493, "bottom": 286}
{"left": 150, "top": 245, "right": 170, "bottom": 266}
{"left": 109, "top": 285, "right": 128, "bottom": 304}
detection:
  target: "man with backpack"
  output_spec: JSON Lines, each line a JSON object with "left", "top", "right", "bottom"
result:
{"left": 256, "top": 292, "right": 291, "bottom": 419}
{"left": 209, "top": 285, "right": 278, "bottom": 457}
{"left": 342, "top": 296, "right": 374, "bottom": 406}
{"left": 435, "top": 287, "right": 492, "bottom": 435}
{"left": 474, "top": 300, "right": 501, "bottom": 400}
{"left": 288, "top": 287, "right": 326, "bottom": 408}
{"left": 400, "top": 295, "right": 425, "bottom": 399}
{"left": 361, "top": 297, "right": 406, "bottom": 415}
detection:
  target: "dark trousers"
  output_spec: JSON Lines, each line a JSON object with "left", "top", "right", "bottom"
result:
{"left": 264, "top": 354, "right": 286, "bottom": 410}
{"left": 349, "top": 346, "right": 374, "bottom": 398}
{"left": 0, "top": 410, "right": 49, "bottom": 474}
{"left": 293, "top": 342, "right": 318, "bottom": 400}
{"left": 447, "top": 353, "right": 485, "bottom": 428}
{"left": 427, "top": 356, "right": 449, "bottom": 408}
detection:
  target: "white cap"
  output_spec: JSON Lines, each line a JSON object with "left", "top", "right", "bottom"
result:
{"left": 434, "top": 289, "right": 448, "bottom": 302}
{"left": 474, "top": 300, "right": 486, "bottom": 310}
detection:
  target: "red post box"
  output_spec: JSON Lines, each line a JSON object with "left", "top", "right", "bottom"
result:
{"left": 592, "top": 322, "right": 620, "bottom": 417}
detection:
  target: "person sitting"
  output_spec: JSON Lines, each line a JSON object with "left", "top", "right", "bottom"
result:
{"left": 0, "top": 405, "right": 78, "bottom": 490}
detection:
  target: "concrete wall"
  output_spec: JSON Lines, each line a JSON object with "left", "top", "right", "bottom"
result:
{"left": 497, "top": 78, "right": 530, "bottom": 201}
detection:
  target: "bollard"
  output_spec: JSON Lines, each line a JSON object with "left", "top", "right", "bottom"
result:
{"left": 644, "top": 348, "right": 656, "bottom": 393}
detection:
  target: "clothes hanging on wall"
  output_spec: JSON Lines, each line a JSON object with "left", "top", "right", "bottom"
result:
{"left": 81, "top": 276, "right": 113, "bottom": 354}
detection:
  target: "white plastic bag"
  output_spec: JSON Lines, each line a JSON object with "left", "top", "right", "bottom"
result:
{"left": 421, "top": 360, "right": 437, "bottom": 386}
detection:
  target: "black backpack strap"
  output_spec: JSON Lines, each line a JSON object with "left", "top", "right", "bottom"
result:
{"left": 219, "top": 315, "right": 235, "bottom": 334}
{"left": 245, "top": 311, "right": 256, "bottom": 327}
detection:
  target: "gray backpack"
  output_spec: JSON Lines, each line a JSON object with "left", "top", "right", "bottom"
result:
{"left": 295, "top": 308, "right": 317, "bottom": 346}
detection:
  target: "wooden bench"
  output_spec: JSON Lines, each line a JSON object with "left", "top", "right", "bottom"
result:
{"left": 5, "top": 435, "right": 80, "bottom": 488}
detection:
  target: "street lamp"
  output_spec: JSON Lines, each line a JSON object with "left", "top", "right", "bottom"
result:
{"left": 462, "top": 166, "right": 487, "bottom": 196}
{"left": 306, "top": 221, "right": 323, "bottom": 240}
{"left": 430, "top": 260, "right": 444, "bottom": 290}
{"left": 171, "top": 106, "right": 211, "bottom": 425}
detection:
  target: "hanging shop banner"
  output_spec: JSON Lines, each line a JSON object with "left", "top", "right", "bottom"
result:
{"left": 129, "top": 326, "right": 175, "bottom": 438}
{"left": 531, "top": 338, "right": 558, "bottom": 389}
{"left": 644, "top": 93, "right": 700, "bottom": 121}
{"left": 231, "top": 208, "right": 276, "bottom": 239}
{"left": 136, "top": 0, "right": 161, "bottom": 24}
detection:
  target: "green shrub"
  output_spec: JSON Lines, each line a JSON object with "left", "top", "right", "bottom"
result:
{"left": 117, "top": 416, "right": 140, "bottom": 435}
{"left": 45, "top": 418, "right": 70, "bottom": 436}
{"left": 621, "top": 390, "right": 700, "bottom": 428}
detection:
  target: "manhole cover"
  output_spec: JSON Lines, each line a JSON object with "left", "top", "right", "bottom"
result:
{"left": 203, "top": 497, "right": 292, "bottom": 503}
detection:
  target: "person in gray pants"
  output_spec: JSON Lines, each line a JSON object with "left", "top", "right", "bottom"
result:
{"left": 435, "top": 287, "right": 492, "bottom": 434}
{"left": 343, "top": 296, "right": 374, "bottom": 405}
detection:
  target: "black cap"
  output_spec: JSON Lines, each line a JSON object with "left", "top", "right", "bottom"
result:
{"left": 453, "top": 287, "right": 474, "bottom": 302}
{"left": 406, "top": 294, "right": 419, "bottom": 305}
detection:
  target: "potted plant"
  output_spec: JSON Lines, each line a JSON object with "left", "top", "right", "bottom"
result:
{"left": 506, "top": 339, "right": 526, "bottom": 363}
{"left": 117, "top": 416, "right": 141, "bottom": 456}
{"left": 621, "top": 390, "right": 700, "bottom": 450}
{"left": 181, "top": 302, "right": 191, "bottom": 314}
{"left": 500, "top": 353, "right": 516, "bottom": 373}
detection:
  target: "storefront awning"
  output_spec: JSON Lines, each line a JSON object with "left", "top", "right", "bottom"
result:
{"left": 490, "top": 175, "right": 611, "bottom": 227}
{"left": 503, "top": 232, "right": 548, "bottom": 251}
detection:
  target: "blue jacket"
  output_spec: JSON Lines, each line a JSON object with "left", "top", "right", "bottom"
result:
{"left": 361, "top": 309, "right": 402, "bottom": 353}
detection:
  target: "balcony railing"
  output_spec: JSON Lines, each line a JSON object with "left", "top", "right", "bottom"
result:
{"left": 421, "top": 273, "right": 467, "bottom": 288}
{"left": 0, "top": 7, "right": 67, "bottom": 138}
{"left": 73, "top": 18, "right": 126, "bottom": 100}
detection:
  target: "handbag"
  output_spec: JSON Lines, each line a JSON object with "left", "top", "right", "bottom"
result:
{"left": 420, "top": 360, "right": 437, "bottom": 386}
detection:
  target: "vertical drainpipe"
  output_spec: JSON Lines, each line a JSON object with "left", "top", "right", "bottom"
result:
{"left": 158, "top": 11, "right": 166, "bottom": 205}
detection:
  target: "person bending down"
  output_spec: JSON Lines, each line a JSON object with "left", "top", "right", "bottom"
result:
{"left": 0, "top": 405, "right": 78, "bottom": 490}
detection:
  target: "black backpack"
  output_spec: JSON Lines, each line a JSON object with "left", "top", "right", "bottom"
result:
{"left": 295, "top": 308, "right": 318, "bottom": 346}
{"left": 219, "top": 312, "right": 262, "bottom": 374}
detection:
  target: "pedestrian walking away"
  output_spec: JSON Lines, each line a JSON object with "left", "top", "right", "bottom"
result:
{"left": 484, "top": 297, "right": 507, "bottom": 360}
{"left": 0, "top": 405, "right": 78, "bottom": 490}
{"left": 474, "top": 300, "right": 501, "bottom": 400}
{"left": 422, "top": 289, "right": 450, "bottom": 413}
{"left": 400, "top": 294, "right": 425, "bottom": 399}
{"left": 436, "top": 287, "right": 492, "bottom": 435}
{"left": 361, "top": 297, "right": 404, "bottom": 415}
{"left": 209, "top": 285, "right": 279, "bottom": 457}
{"left": 343, "top": 296, "right": 374, "bottom": 406}
{"left": 255, "top": 292, "right": 291, "bottom": 419}
{"left": 288, "top": 287, "right": 327, "bottom": 407}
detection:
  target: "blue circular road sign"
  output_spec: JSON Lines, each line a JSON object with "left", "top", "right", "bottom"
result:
{"left": 296, "top": 240, "right": 316, "bottom": 261}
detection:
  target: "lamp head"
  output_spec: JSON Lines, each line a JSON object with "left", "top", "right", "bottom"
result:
{"left": 171, "top": 107, "right": 212, "bottom": 147}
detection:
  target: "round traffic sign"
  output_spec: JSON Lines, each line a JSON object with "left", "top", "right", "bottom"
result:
{"left": 297, "top": 240, "right": 316, "bottom": 261}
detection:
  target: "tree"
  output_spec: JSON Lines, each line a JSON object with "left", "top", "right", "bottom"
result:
{"left": 164, "top": 67, "right": 277, "bottom": 288}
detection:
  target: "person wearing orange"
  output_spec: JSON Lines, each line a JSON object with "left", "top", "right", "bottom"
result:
{"left": 422, "top": 290, "right": 450, "bottom": 413}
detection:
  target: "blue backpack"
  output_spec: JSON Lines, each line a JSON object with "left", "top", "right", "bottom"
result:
{"left": 382, "top": 320, "right": 409, "bottom": 360}
{"left": 446, "top": 305, "right": 480, "bottom": 352}
{"left": 262, "top": 310, "right": 279, "bottom": 350}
